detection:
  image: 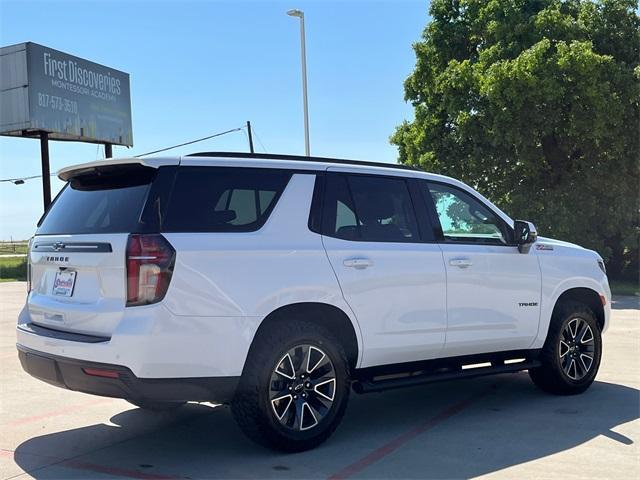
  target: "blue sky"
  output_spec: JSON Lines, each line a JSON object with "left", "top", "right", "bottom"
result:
{"left": 0, "top": 0, "right": 429, "bottom": 240}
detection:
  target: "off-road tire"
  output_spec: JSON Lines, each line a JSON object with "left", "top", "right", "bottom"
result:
{"left": 529, "top": 300, "right": 602, "bottom": 395}
{"left": 231, "top": 319, "right": 351, "bottom": 452}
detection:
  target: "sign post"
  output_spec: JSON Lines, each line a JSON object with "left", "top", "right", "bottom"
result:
{"left": 246, "top": 121, "right": 254, "bottom": 153}
{"left": 39, "top": 131, "right": 51, "bottom": 209}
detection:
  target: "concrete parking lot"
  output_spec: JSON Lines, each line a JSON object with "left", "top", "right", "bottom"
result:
{"left": 1, "top": 281, "right": 638, "bottom": 479}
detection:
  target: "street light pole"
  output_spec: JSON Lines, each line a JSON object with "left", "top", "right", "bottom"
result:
{"left": 287, "top": 9, "right": 310, "bottom": 156}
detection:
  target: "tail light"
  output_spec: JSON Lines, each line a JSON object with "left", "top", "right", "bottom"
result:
{"left": 126, "top": 234, "right": 176, "bottom": 307}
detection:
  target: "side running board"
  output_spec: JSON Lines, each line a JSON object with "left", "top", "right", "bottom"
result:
{"left": 352, "top": 359, "right": 541, "bottom": 394}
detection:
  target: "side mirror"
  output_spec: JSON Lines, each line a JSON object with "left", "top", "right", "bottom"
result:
{"left": 514, "top": 220, "right": 537, "bottom": 254}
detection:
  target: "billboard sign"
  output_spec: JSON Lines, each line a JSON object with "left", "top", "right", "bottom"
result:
{"left": 0, "top": 42, "right": 133, "bottom": 146}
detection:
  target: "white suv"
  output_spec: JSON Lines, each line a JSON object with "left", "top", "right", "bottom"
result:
{"left": 17, "top": 152, "right": 610, "bottom": 451}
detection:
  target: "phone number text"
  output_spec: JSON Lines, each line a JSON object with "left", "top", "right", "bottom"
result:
{"left": 37, "top": 93, "right": 79, "bottom": 114}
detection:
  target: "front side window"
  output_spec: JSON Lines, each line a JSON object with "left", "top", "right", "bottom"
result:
{"left": 321, "top": 174, "right": 420, "bottom": 242}
{"left": 164, "top": 167, "right": 291, "bottom": 232}
{"left": 425, "top": 182, "right": 510, "bottom": 245}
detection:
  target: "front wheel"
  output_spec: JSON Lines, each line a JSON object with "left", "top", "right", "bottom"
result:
{"left": 231, "top": 320, "right": 350, "bottom": 452}
{"left": 529, "top": 301, "right": 602, "bottom": 395}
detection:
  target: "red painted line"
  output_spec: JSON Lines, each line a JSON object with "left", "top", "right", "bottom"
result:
{"left": 328, "top": 386, "right": 495, "bottom": 480}
{"left": 0, "top": 449, "right": 13, "bottom": 458}
{"left": 62, "top": 460, "right": 183, "bottom": 480}
{"left": 7, "top": 398, "right": 112, "bottom": 427}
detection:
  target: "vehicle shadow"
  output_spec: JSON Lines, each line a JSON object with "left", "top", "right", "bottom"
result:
{"left": 13, "top": 374, "right": 639, "bottom": 479}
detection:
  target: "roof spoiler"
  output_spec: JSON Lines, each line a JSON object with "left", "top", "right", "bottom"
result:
{"left": 58, "top": 157, "right": 180, "bottom": 181}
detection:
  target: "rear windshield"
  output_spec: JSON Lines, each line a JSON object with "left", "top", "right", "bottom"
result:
{"left": 37, "top": 165, "right": 154, "bottom": 235}
{"left": 163, "top": 167, "right": 292, "bottom": 232}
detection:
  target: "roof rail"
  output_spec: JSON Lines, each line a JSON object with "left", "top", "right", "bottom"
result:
{"left": 185, "top": 151, "right": 418, "bottom": 172}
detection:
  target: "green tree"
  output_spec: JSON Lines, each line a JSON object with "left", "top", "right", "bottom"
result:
{"left": 392, "top": 0, "right": 639, "bottom": 279}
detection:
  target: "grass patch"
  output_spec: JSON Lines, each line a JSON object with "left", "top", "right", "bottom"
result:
{"left": 610, "top": 280, "right": 639, "bottom": 297}
{"left": 0, "top": 256, "right": 27, "bottom": 281}
{"left": 0, "top": 242, "right": 28, "bottom": 255}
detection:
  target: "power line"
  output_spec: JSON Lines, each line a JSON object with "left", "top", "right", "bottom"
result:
{"left": 241, "top": 127, "right": 250, "bottom": 144}
{"left": 134, "top": 127, "right": 243, "bottom": 157}
{"left": 0, "top": 174, "right": 53, "bottom": 184}
{"left": 251, "top": 125, "right": 268, "bottom": 153}
{"left": 0, "top": 126, "right": 244, "bottom": 183}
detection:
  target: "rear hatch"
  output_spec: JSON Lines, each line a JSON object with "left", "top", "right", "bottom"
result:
{"left": 28, "top": 160, "right": 175, "bottom": 337}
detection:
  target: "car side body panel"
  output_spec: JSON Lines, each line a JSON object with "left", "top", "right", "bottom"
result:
{"left": 162, "top": 172, "right": 365, "bottom": 369}
{"left": 531, "top": 236, "right": 611, "bottom": 349}
{"left": 438, "top": 242, "right": 542, "bottom": 356}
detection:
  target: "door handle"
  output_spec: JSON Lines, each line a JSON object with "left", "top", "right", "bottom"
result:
{"left": 449, "top": 258, "right": 473, "bottom": 268}
{"left": 343, "top": 258, "right": 373, "bottom": 269}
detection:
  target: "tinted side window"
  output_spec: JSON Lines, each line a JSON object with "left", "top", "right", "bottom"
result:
{"left": 425, "top": 182, "right": 511, "bottom": 245}
{"left": 164, "top": 167, "right": 291, "bottom": 232}
{"left": 322, "top": 175, "right": 358, "bottom": 239}
{"left": 322, "top": 174, "right": 420, "bottom": 242}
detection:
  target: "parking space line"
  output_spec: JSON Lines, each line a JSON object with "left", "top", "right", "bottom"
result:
{"left": 6, "top": 398, "right": 113, "bottom": 427}
{"left": 328, "top": 384, "right": 497, "bottom": 480}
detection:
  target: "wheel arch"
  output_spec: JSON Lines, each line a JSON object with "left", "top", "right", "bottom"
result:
{"left": 244, "top": 302, "right": 360, "bottom": 373}
{"left": 552, "top": 287, "right": 605, "bottom": 331}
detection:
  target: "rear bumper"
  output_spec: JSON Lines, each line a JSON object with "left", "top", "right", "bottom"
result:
{"left": 17, "top": 345, "right": 239, "bottom": 404}
{"left": 17, "top": 303, "right": 261, "bottom": 378}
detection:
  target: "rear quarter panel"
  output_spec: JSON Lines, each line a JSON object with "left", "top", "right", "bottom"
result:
{"left": 162, "top": 173, "right": 364, "bottom": 367}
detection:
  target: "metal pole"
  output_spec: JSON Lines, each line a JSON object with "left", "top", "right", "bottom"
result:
{"left": 299, "top": 14, "right": 310, "bottom": 156}
{"left": 104, "top": 143, "right": 113, "bottom": 158}
{"left": 39, "top": 132, "right": 51, "bottom": 211}
{"left": 246, "top": 121, "right": 255, "bottom": 153}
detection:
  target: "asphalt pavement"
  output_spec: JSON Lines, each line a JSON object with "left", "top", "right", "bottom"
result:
{"left": 1, "top": 282, "right": 638, "bottom": 479}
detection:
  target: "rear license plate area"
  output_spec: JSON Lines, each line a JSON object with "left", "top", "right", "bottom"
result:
{"left": 52, "top": 270, "right": 77, "bottom": 297}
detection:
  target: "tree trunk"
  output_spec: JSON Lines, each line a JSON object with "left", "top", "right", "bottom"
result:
{"left": 541, "top": 134, "right": 568, "bottom": 186}
{"left": 604, "top": 234, "right": 626, "bottom": 280}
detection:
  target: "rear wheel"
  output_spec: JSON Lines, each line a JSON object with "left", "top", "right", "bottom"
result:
{"left": 232, "top": 320, "right": 350, "bottom": 452}
{"left": 529, "top": 301, "right": 602, "bottom": 395}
